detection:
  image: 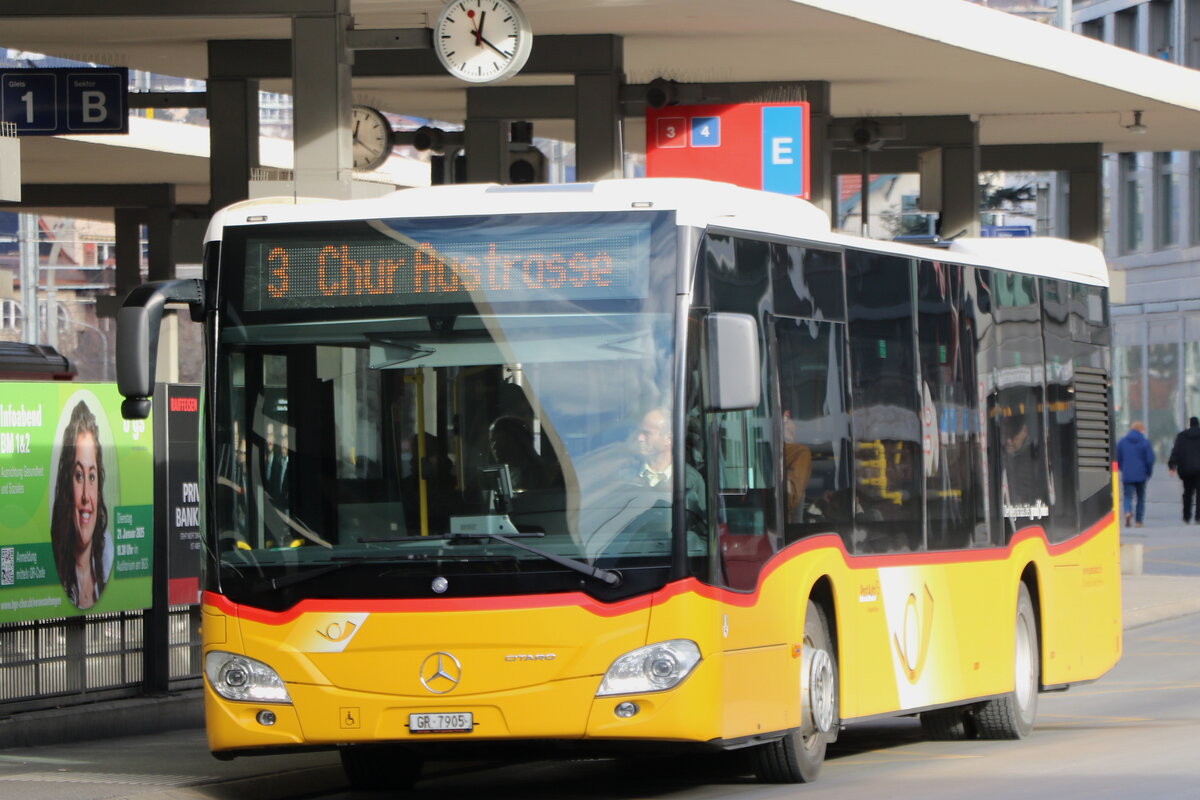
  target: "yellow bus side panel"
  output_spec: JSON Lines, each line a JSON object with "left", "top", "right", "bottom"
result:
{"left": 201, "top": 512, "right": 1120, "bottom": 753}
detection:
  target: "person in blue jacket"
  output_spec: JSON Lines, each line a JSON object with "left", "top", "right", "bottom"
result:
{"left": 1116, "top": 420, "right": 1155, "bottom": 527}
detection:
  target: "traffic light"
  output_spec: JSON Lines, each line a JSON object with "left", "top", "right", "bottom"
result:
{"left": 506, "top": 121, "right": 544, "bottom": 184}
{"left": 507, "top": 144, "right": 546, "bottom": 184}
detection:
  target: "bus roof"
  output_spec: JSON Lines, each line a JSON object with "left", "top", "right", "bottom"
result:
{"left": 209, "top": 179, "right": 1108, "bottom": 288}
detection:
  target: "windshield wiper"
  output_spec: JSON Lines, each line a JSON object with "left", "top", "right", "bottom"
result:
{"left": 248, "top": 533, "right": 621, "bottom": 592}
{"left": 251, "top": 553, "right": 433, "bottom": 592}
{"left": 447, "top": 532, "right": 622, "bottom": 587}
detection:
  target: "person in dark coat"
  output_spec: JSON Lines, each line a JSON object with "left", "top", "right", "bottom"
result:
{"left": 1116, "top": 420, "right": 1155, "bottom": 527}
{"left": 1167, "top": 416, "right": 1200, "bottom": 523}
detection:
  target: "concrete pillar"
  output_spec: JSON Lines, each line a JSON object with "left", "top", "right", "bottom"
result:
{"left": 940, "top": 136, "right": 981, "bottom": 239}
{"left": 575, "top": 71, "right": 623, "bottom": 182}
{"left": 805, "top": 82, "right": 833, "bottom": 219}
{"left": 146, "top": 203, "right": 175, "bottom": 282}
{"left": 114, "top": 208, "right": 142, "bottom": 299}
{"left": 18, "top": 213, "right": 38, "bottom": 344}
{"left": 1068, "top": 144, "right": 1104, "bottom": 249}
{"left": 292, "top": 5, "right": 354, "bottom": 198}
{"left": 206, "top": 75, "right": 260, "bottom": 212}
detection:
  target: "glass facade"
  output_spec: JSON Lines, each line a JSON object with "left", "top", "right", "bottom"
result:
{"left": 1076, "top": 1, "right": 1200, "bottom": 461}
{"left": 1113, "top": 314, "right": 1200, "bottom": 464}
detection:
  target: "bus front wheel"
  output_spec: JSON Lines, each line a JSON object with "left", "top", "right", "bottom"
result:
{"left": 751, "top": 599, "right": 838, "bottom": 783}
{"left": 975, "top": 582, "right": 1039, "bottom": 739}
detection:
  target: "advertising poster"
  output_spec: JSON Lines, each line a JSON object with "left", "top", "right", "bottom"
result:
{"left": 161, "top": 384, "right": 201, "bottom": 605}
{"left": 0, "top": 383, "right": 154, "bottom": 623}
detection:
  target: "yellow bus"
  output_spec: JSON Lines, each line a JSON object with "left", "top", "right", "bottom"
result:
{"left": 117, "top": 179, "right": 1120, "bottom": 788}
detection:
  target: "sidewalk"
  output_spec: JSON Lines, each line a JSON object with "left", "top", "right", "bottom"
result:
{"left": 1119, "top": 471, "right": 1200, "bottom": 626}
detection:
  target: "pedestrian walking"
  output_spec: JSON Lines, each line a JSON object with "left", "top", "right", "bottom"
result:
{"left": 1167, "top": 416, "right": 1200, "bottom": 523}
{"left": 1116, "top": 420, "right": 1155, "bottom": 527}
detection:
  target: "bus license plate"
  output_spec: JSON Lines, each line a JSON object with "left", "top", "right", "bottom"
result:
{"left": 408, "top": 712, "right": 473, "bottom": 734}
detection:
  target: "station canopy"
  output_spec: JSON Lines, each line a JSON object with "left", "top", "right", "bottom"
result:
{"left": 3, "top": 0, "right": 1200, "bottom": 210}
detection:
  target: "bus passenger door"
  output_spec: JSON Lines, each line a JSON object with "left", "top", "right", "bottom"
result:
{"left": 712, "top": 354, "right": 778, "bottom": 592}
{"left": 706, "top": 308, "right": 788, "bottom": 738}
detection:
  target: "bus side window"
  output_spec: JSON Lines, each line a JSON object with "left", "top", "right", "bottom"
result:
{"left": 775, "top": 318, "right": 853, "bottom": 547}
{"left": 846, "top": 250, "right": 924, "bottom": 554}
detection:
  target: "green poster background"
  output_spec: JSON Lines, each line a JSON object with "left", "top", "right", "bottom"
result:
{"left": 0, "top": 383, "right": 155, "bottom": 623}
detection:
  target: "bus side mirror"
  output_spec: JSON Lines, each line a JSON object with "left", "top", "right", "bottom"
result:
{"left": 707, "top": 312, "right": 760, "bottom": 411}
{"left": 116, "top": 279, "right": 206, "bottom": 420}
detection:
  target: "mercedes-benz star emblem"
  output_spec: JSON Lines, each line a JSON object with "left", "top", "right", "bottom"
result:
{"left": 420, "top": 651, "right": 462, "bottom": 694}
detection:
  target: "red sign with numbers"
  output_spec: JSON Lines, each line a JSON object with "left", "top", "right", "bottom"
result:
{"left": 645, "top": 102, "right": 809, "bottom": 198}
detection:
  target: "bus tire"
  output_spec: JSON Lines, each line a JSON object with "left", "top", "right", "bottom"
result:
{"left": 339, "top": 745, "right": 422, "bottom": 791}
{"left": 975, "top": 582, "right": 1039, "bottom": 739}
{"left": 919, "top": 706, "right": 974, "bottom": 740}
{"left": 750, "top": 599, "right": 838, "bottom": 783}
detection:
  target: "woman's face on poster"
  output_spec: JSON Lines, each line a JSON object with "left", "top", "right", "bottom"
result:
{"left": 72, "top": 430, "right": 99, "bottom": 550}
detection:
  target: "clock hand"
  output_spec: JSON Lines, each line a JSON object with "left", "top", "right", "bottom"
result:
{"left": 469, "top": 9, "right": 483, "bottom": 46}
{"left": 478, "top": 34, "right": 511, "bottom": 58}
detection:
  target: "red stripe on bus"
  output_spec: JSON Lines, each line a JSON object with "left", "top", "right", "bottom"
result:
{"left": 203, "top": 512, "right": 1113, "bottom": 624}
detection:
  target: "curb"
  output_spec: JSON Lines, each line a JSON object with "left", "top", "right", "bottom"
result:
{"left": 1121, "top": 575, "right": 1200, "bottom": 630}
{"left": 0, "top": 691, "right": 202, "bottom": 750}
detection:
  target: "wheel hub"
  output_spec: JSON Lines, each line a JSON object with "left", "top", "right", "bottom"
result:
{"left": 803, "top": 647, "right": 835, "bottom": 735}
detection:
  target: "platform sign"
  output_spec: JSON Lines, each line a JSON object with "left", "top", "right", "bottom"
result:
{"left": 646, "top": 101, "right": 810, "bottom": 198}
{"left": 1, "top": 68, "right": 129, "bottom": 136}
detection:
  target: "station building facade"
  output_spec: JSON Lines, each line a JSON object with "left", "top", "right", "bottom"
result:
{"left": 1073, "top": 0, "right": 1200, "bottom": 457}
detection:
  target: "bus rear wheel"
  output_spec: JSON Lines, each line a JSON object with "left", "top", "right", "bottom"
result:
{"left": 751, "top": 599, "right": 838, "bottom": 783}
{"left": 920, "top": 705, "right": 974, "bottom": 740}
{"left": 339, "top": 744, "right": 423, "bottom": 791}
{"left": 975, "top": 582, "right": 1039, "bottom": 739}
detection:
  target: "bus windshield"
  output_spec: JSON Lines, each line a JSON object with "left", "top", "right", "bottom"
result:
{"left": 210, "top": 210, "right": 697, "bottom": 608}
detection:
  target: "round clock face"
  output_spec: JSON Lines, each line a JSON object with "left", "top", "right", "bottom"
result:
{"left": 434, "top": 0, "right": 533, "bottom": 84}
{"left": 351, "top": 105, "right": 393, "bottom": 171}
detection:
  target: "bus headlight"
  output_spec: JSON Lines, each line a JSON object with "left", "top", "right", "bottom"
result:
{"left": 204, "top": 651, "right": 292, "bottom": 704}
{"left": 596, "top": 640, "right": 702, "bottom": 697}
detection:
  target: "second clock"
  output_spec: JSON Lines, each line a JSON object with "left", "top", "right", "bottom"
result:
{"left": 351, "top": 105, "right": 393, "bottom": 171}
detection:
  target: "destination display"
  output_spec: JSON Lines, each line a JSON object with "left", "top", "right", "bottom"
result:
{"left": 242, "top": 217, "right": 655, "bottom": 312}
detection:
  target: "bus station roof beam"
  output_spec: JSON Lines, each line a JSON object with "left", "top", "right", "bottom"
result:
{"left": 0, "top": 0, "right": 341, "bottom": 17}
{"left": 206, "top": 34, "right": 624, "bottom": 80}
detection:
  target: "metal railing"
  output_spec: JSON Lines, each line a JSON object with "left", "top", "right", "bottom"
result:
{"left": 0, "top": 604, "right": 201, "bottom": 713}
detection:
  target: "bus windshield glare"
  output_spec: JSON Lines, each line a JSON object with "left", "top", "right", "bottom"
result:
{"left": 210, "top": 210, "right": 697, "bottom": 608}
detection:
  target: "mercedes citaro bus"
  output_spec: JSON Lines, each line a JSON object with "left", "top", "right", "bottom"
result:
{"left": 117, "top": 179, "right": 1119, "bottom": 789}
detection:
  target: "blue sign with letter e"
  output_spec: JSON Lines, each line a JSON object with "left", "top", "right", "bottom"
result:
{"left": 761, "top": 106, "right": 806, "bottom": 196}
